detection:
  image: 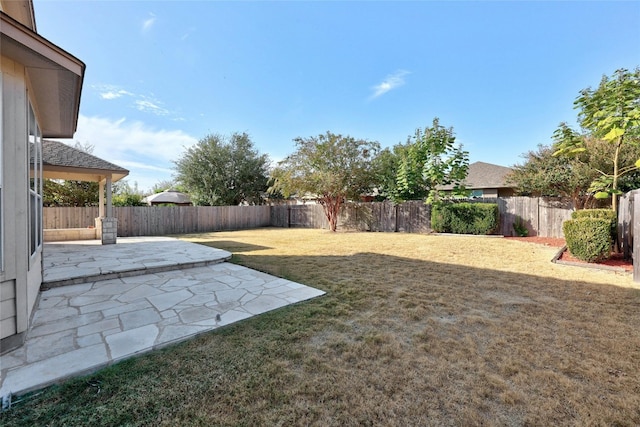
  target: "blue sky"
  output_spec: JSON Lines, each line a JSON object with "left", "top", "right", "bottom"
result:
{"left": 34, "top": 1, "right": 640, "bottom": 192}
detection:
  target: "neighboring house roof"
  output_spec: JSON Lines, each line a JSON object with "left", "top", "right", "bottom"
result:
{"left": 143, "top": 190, "right": 192, "bottom": 205}
{"left": 41, "top": 139, "right": 129, "bottom": 182}
{"left": 440, "top": 161, "right": 514, "bottom": 190}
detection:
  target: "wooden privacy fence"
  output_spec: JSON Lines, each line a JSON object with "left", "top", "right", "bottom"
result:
{"left": 43, "top": 197, "right": 574, "bottom": 238}
{"left": 618, "top": 190, "right": 638, "bottom": 267}
{"left": 44, "top": 206, "right": 99, "bottom": 229}
{"left": 473, "top": 197, "right": 573, "bottom": 238}
{"left": 271, "top": 198, "right": 570, "bottom": 237}
{"left": 44, "top": 206, "right": 271, "bottom": 236}
{"left": 269, "top": 201, "right": 430, "bottom": 233}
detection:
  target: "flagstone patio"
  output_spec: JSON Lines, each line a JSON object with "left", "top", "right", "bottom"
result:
{"left": 0, "top": 237, "right": 325, "bottom": 404}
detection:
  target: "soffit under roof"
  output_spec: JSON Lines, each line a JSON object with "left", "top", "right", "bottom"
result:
{"left": 1, "top": 11, "right": 84, "bottom": 138}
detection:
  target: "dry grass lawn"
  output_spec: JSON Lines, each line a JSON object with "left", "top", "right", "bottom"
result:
{"left": 2, "top": 228, "right": 639, "bottom": 426}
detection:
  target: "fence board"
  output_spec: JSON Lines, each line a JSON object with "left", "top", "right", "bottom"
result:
{"left": 619, "top": 191, "right": 636, "bottom": 260}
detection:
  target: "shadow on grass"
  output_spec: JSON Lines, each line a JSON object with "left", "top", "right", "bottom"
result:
{"left": 196, "top": 240, "right": 272, "bottom": 253}
{"left": 3, "top": 242, "right": 640, "bottom": 426}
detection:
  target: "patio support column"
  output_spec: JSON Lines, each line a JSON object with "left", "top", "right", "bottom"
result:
{"left": 106, "top": 175, "right": 112, "bottom": 217}
{"left": 98, "top": 178, "right": 105, "bottom": 218}
{"left": 95, "top": 175, "right": 117, "bottom": 245}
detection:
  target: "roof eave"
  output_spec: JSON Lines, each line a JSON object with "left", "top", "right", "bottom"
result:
{"left": 1, "top": 11, "right": 85, "bottom": 138}
{"left": 42, "top": 165, "right": 129, "bottom": 183}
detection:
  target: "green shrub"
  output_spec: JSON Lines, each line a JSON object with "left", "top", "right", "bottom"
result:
{"left": 563, "top": 218, "right": 612, "bottom": 262}
{"left": 431, "top": 202, "right": 499, "bottom": 235}
{"left": 513, "top": 217, "right": 529, "bottom": 237}
{"left": 571, "top": 209, "right": 617, "bottom": 241}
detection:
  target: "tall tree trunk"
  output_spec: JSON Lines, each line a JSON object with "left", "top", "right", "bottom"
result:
{"left": 320, "top": 195, "right": 342, "bottom": 232}
{"left": 612, "top": 139, "right": 622, "bottom": 213}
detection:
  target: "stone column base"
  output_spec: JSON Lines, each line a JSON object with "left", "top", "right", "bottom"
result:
{"left": 95, "top": 217, "right": 118, "bottom": 245}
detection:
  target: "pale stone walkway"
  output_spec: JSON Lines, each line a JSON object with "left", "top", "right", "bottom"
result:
{"left": 0, "top": 237, "right": 324, "bottom": 402}
{"left": 43, "top": 237, "right": 233, "bottom": 287}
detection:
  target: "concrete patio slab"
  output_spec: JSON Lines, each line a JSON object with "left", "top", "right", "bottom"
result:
{"left": 1, "top": 237, "right": 325, "bottom": 403}
{"left": 43, "top": 237, "right": 232, "bottom": 288}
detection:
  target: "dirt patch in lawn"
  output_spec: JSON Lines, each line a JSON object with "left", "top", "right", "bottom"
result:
{"left": 560, "top": 250, "right": 633, "bottom": 272}
{"left": 505, "top": 236, "right": 566, "bottom": 247}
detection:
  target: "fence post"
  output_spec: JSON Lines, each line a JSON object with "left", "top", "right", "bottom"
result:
{"left": 634, "top": 194, "right": 640, "bottom": 282}
{"left": 394, "top": 204, "right": 398, "bottom": 233}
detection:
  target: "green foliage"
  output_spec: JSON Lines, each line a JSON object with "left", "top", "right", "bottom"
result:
{"left": 43, "top": 180, "right": 99, "bottom": 206}
{"left": 371, "top": 146, "right": 405, "bottom": 201}
{"left": 571, "top": 209, "right": 617, "bottom": 241}
{"left": 150, "top": 179, "right": 179, "bottom": 194}
{"left": 270, "top": 132, "right": 379, "bottom": 231}
{"left": 570, "top": 208, "right": 617, "bottom": 221}
{"left": 513, "top": 217, "right": 529, "bottom": 237}
{"left": 112, "top": 194, "right": 145, "bottom": 207}
{"left": 554, "top": 68, "right": 640, "bottom": 211}
{"left": 575, "top": 68, "right": 640, "bottom": 143}
{"left": 431, "top": 202, "right": 499, "bottom": 235}
{"left": 509, "top": 135, "right": 640, "bottom": 209}
{"left": 563, "top": 218, "right": 612, "bottom": 262}
{"left": 174, "top": 133, "right": 270, "bottom": 206}
{"left": 393, "top": 118, "right": 469, "bottom": 203}
{"left": 111, "top": 180, "right": 146, "bottom": 206}
{"left": 43, "top": 142, "right": 100, "bottom": 207}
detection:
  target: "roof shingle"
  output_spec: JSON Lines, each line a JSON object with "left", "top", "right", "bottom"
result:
{"left": 440, "top": 161, "right": 513, "bottom": 190}
{"left": 41, "top": 139, "right": 128, "bottom": 173}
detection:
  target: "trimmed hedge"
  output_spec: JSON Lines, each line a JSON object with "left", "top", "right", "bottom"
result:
{"left": 571, "top": 209, "right": 617, "bottom": 241}
{"left": 431, "top": 202, "right": 499, "bottom": 235}
{"left": 563, "top": 217, "right": 612, "bottom": 262}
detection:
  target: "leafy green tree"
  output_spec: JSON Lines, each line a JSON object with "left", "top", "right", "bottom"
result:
{"left": 509, "top": 127, "right": 640, "bottom": 208}
{"left": 371, "top": 145, "right": 405, "bottom": 201}
{"left": 150, "top": 179, "right": 178, "bottom": 194}
{"left": 174, "top": 133, "right": 270, "bottom": 206}
{"left": 394, "top": 118, "right": 469, "bottom": 203}
{"left": 270, "top": 132, "right": 380, "bottom": 232}
{"left": 509, "top": 141, "right": 598, "bottom": 209}
{"left": 43, "top": 142, "right": 99, "bottom": 206}
{"left": 43, "top": 179, "right": 98, "bottom": 206}
{"left": 112, "top": 180, "right": 146, "bottom": 206}
{"left": 555, "top": 67, "right": 640, "bottom": 211}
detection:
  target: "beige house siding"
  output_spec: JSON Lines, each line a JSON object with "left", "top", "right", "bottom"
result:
{"left": 0, "top": 54, "right": 42, "bottom": 348}
{"left": 1, "top": 1, "right": 85, "bottom": 352}
{"left": 0, "top": 280, "right": 16, "bottom": 338}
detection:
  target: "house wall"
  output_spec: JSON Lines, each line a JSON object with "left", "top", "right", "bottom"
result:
{"left": 0, "top": 54, "right": 42, "bottom": 352}
{"left": 483, "top": 188, "right": 499, "bottom": 198}
{"left": 498, "top": 188, "right": 515, "bottom": 198}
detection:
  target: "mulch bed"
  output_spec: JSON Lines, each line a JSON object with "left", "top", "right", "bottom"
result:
{"left": 506, "top": 236, "right": 633, "bottom": 273}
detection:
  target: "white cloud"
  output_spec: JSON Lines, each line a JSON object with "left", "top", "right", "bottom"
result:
{"left": 135, "top": 100, "right": 170, "bottom": 116}
{"left": 93, "top": 84, "right": 181, "bottom": 119}
{"left": 100, "top": 89, "right": 133, "bottom": 100}
{"left": 114, "top": 160, "right": 174, "bottom": 174}
{"left": 93, "top": 84, "right": 134, "bottom": 100}
{"left": 70, "top": 115, "right": 198, "bottom": 191}
{"left": 370, "top": 70, "right": 410, "bottom": 99}
{"left": 142, "top": 13, "right": 156, "bottom": 33}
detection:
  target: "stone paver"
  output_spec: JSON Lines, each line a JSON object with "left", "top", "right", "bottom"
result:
{"left": 0, "top": 237, "right": 325, "bottom": 402}
{"left": 42, "top": 237, "right": 232, "bottom": 287}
